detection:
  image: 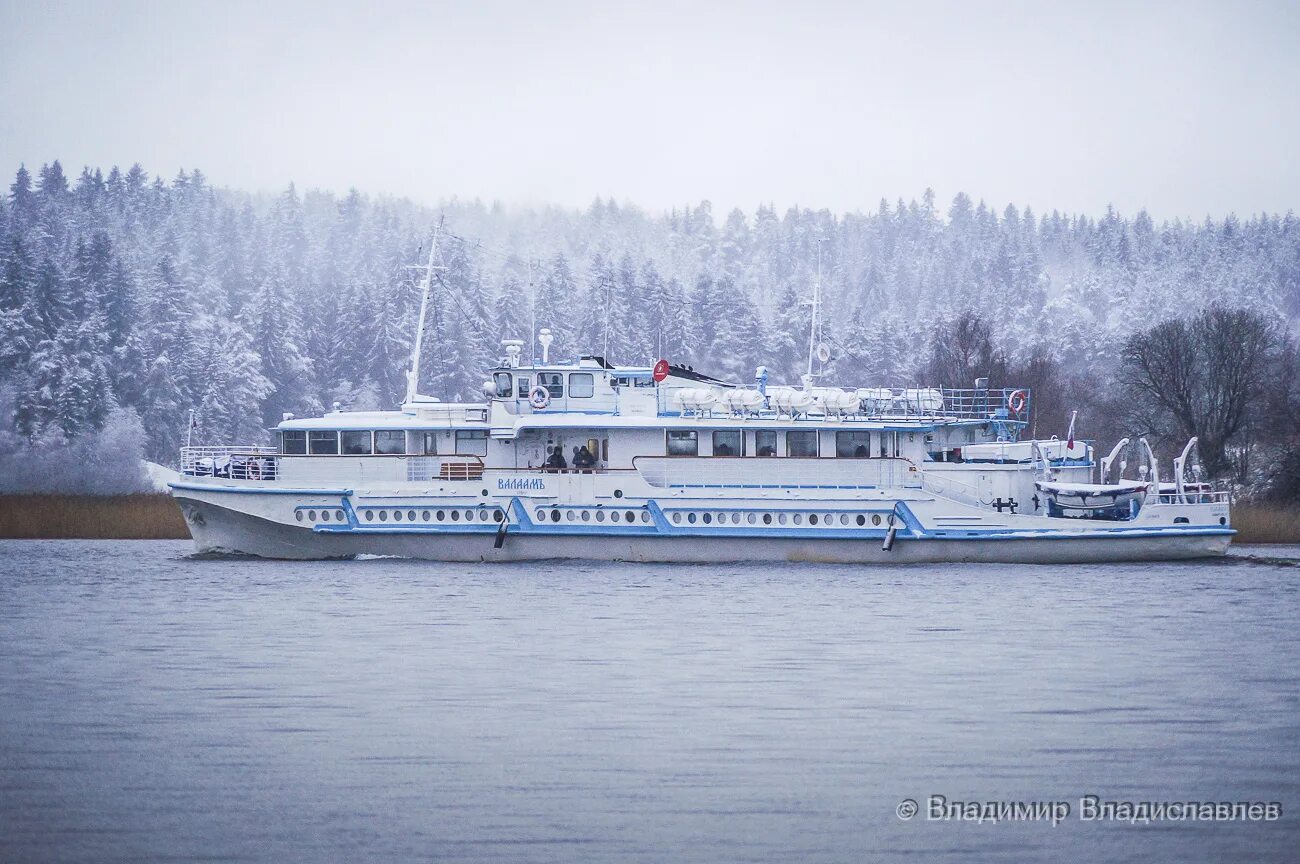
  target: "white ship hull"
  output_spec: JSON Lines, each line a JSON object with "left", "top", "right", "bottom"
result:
{"left": 172, "top": 482, "right": 1232, "bottom": 564}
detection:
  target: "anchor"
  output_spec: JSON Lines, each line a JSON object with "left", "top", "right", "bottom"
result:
{"left": 493, "top": 517, "right": 509, "bottom": 549}
{"left": 993, "top": 497, "right": 1019, "bottom": 514}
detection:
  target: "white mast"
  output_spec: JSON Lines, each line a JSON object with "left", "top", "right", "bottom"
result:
{"left": 805, "top": 239, "right": 823, "bottom": 384}
{"left": 405, "top": 218, "right": 444, "bottom": 405}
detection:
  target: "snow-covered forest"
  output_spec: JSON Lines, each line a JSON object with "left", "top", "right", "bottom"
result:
{"left": 1, "top": 160, "right": 1298, "bottom": 486}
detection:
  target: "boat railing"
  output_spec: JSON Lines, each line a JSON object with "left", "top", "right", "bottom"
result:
{"left": 181, "top": 446, "right": 279, "bottom": 480}
{"left": 1150, "top": 490, "right": 1232, "bottom": 506}
{"left": 406, "top": 455, "right": 486, "bottom": 482}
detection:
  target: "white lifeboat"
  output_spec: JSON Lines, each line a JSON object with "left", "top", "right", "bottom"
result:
{"left": 719, "top": 388, "right": 765, "bottom": 415}
{"left": 768, "top": 386, "right": 814, "bottom": 416}
{"left": 674, "top": 387, "right": 718, "bottom": 414}
{"left": 902, "top": 388, "right": 944, "bottom": 413}
{"left": 854, "top": 388, "right": 894, "bottom": 414}
{"left": 810, "top": 388, "right": 861, "bottom": 415}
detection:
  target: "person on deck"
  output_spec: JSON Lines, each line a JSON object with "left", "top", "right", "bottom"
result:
{"left": 544, "top": 446, "right": 567, "bottom": 472}
{"left": 575, "top": 446, "right": 596, "bottom": 470}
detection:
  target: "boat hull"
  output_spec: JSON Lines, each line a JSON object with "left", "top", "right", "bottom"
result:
{"left": 175, "top": 495, "right": 1231, "bottom": 564}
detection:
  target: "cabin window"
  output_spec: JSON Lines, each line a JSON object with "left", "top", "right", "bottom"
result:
{"left": 516, "top": 376, "right": 529, "bottom": 397}
{"left": 309, "top": 431, "right": 339, "bottom": 455}
{"left": 539, "top": 372, "right": 564, "bottom": 398}
{"left": 712, "top": 431, "right": 742, "bottom": 456}
{"left": 836, "top": 431, "right": 872, "bottom": 458}
{"left": 456, "top": 429, "right": 488, "bottom": 456}
{"left": 755, "top": 430, "right": 777, "bottom": 457}
{"left": 422, "top": 432, "right": 438, "bottom": 455}
{"left": 341, "top": 431, "right": 373, "bottom": 455}
{"left": 493, "top": 372, "right": 513, "bottom": 398}
{"left": 666, "top": 430, "right": 698, "bottom": 456}
{"left": 787, "top": 430, "right": 818, "bottom": 458}
{"left": 375, "top": 431, "right": 405, "bottom": 455}
{"left": 569, "top": 373, "right": 595, "bottom": 398}
{"left": 281, "top": 431, "right": 306, "bottom": 454}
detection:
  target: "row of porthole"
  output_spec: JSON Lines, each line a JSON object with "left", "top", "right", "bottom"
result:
{"left": 670, "top": 511, "right": 884, "bottom": 527}
{"left": 350, "top": 508, "right": 504, "bottom": 524}
{"left": 536, "top": 508, "right": 652, "bottom": 524}
{"left": 295, "top": 509, "right": 346, "bottom": 522}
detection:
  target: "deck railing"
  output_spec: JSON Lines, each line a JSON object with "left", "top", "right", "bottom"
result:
{"left": 181, "top": 446, "right": 279, "bottom": 480}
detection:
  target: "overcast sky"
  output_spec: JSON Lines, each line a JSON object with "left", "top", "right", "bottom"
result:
{"left": 1, "top": 0, "right": 1296, "bottom": 220}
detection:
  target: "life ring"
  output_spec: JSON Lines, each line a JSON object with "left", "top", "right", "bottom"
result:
{"left": 1007, "top": 389, "right": 1028, "bottom": 413}
{"left": 529, "top": 385, "right": 551, "bottom": 409}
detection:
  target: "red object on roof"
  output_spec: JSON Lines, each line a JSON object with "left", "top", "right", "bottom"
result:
{"left": 652, "top": 359, "right": 670, "bottom": 382}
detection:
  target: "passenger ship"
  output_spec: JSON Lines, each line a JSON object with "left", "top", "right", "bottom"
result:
{"left": 169, "top": 234, "right": 1233, "bottom": 563}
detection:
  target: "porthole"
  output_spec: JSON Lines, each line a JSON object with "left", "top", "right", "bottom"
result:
{"left": 747, "top": 513, "right": 757, "bottom": 524}
{"left": 614, "top": 489, "right": 623, "bottom": 498}
{"left": 731, "top": 513, "right": 740, "bottom": 524}
{"left": 408, "top": 510, "right": 416, "bottom": 521}
{"left": 365, "top": 510, "right": 375, "bottom": 521}
{"left": 762, "top": 513, "right": 772, "bottom": 525}
{"left": 671, "top": 512, "right": 681, "bottom": 524}
{"left": 857, "top": 514, "right": 866, "bottom": 526}
{"left": 481, "top": 489, "right": 489, "bottom": 497}
{"left": 872, "top": 514, "right": 882, "bottom": 526}
{"left": 688, "top": 513, "right": 697, "bottom": 524}
{"left": 493, "top": 510, "right": 504, "bottom": 522}
{"left": 565, "top": 510, "right": 575, "bottom": 521}
{"left": 437, "top": 510, "right": 445, "bottom": 521}
{"left": 641, "top": 511, "right": 650, "bottom": 523}
{"left": 1219, "top": 516, "right": 1227, "bottom": 526}
{"left": 703, "top": 513, "right": 712, "bottom": 524}
{"left": 379, "top": 510, "right": 388, "bottom": 522}
{"left": 422, "top": 510, "right": 431, "bottom": 521}
{"left": 626, "top": 511, "right": 636, "bottom": 523}
{"left": 308, "top": 510, "right": 317, "bottom": 521}
{"left": 582, "top": 510, "right": 591, "bottom": 522}
{"left": 824, "top": 514, "right": 833, "bottom": 524}
{"left": 535, "top": 509, "right": 544, "bottom": 522}
{"left": 840, "top": 513, "right": 850, "bottom": 525}
{"left": 451, "top": 510, "right": 460, "bottom": 521}
{"left": 793, "top": 513, "right": 803, "bottom": 525}
{"left": 480, "top": 510, "right": 490, "bottom": 522}
{"left": 295, "top": 511, "right": 304, "bottom": 522}
{"left": 778, "top": 513, "right": 787, "bottom": 525}
{"left": 464, "top": 510, "right": 474, "bottom": 522}
{"left": 393, "top": 510, "right": 402, "bottom": 521}
{"left": 808, "top": 514, "right": 817, "bottom": 526}
{"left": 597, "top": 510, "right": 606, "bottom": 522}
{"left": 550, "top": 510, "right": 561, "bottom": 522}
{"left": 612, "top": 511, "right": 621, "bottom": 523}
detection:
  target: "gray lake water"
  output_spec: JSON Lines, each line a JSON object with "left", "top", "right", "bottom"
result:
{"left": 1, "top": 540, "right": 1297, "bottom": 863}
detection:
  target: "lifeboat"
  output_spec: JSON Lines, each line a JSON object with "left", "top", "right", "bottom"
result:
{"left": 674, "top": 387, "right": 718, "bottom": 414}
{"left": 768, "top": 386, "right": 814, "bottom": 416}
{"left": 719, "top": 388, "right": 765, "bottom": 415}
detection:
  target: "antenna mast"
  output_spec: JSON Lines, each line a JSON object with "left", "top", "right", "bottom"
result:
{"left": 805, "top": 239, "right": 823, "bottom": 382}
{"left": 405, "top": 217, "right": 444, "bottom": 405}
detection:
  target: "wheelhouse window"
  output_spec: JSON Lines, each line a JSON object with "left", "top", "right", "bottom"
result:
{"left": 755, "top": 430, "right": 777, "bottom": 457}
{"left": 787, "top": 430, "right": 818, "bottom": 458}
{"left": 539, "top": 372, "right": 563, "bottom": 398}
{"left": 493, "top": 372, "right": 513, "bottom": 398}
{"left": 666, "top": 430, "right": 698, "bottom": 456}
{"left": 836, "top": 431, "right": 872, "bottom": 458}
{"left": 569, "top": 373, "right": 594, "bottom": 398}
{"left": 281, "top": 430, "right": 306, "bottom": 454}
{"left": 341, "top": 431, "right": 373, "bottom": 454}
{"left": 309, "top": 431, "right": 339, "bottom": 455}
{"left": 375, "top": 431, "right": 405, "bottom": 455}
{"left": 456, "top": 430, "right": 488, "bottom": 456}
{"left": 712, "top": 430, "right": 742, "bottom": 456}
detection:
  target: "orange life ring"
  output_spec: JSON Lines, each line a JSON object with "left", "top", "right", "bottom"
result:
{"left": 1007, "top": 390, "right": 1028, "bottom": 413}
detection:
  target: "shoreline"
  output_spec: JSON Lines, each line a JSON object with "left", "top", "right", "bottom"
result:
{"left": 1, "top": 494, "right": 1296, "bottom": 545}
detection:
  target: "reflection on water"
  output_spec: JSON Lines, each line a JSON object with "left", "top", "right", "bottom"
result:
{"left": 1, "top": 540, "right": 1297, "bottom": 863}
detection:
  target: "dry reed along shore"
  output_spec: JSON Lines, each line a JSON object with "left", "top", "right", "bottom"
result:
{"left": 0, "top": 495, "right": 1294, "bottom": 544}
{"left": 0, "top": 494, "right": 190, "bottom": 540}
